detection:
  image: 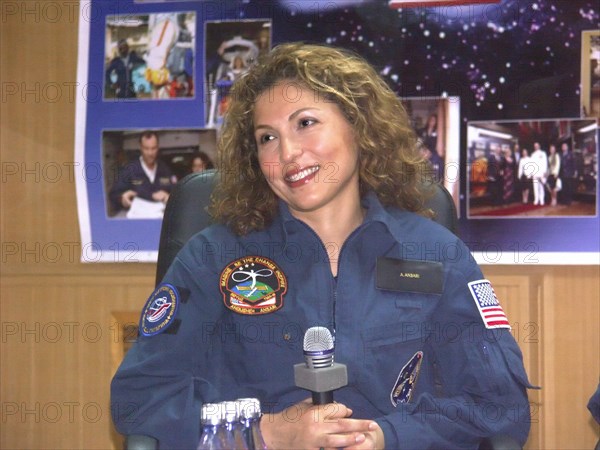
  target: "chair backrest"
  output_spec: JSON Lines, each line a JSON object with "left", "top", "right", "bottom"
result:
{"left": 155, "top": 169, "right": 458, "bottom": 285}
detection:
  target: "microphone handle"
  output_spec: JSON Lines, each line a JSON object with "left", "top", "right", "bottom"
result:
{"left": 312, "top": 390, "right": 334, "bottom": 405}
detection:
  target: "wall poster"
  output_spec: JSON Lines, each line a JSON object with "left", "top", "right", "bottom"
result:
{"left": 75, "top": 0, "right": 599, "bottom": 264}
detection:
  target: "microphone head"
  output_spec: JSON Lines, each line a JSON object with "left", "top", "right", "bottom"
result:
{"left": 303, "top": 326, "right": 334, "bottom": 369}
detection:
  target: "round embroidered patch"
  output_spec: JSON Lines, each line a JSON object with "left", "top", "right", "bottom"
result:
{"left": 220, "top": 256, "right": 287, "bottom": 315}
{"left": 140, "top": 284, "right": 179, "bottom": 336}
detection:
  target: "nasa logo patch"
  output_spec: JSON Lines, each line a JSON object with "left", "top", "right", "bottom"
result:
{"left": 220, "top": 256, "right": 287, "bottom": 315}
{"left": 140, "top": 284, "right": 179, "bottom": 336}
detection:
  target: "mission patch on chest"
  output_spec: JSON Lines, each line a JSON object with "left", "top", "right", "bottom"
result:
{"left": 220, "top": 256, "right": 287, "bottom": 315}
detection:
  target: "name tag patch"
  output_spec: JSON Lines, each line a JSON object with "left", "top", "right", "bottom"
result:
{"left": 220, "top": 256, "right": 287, "bottom": 315}
{"left": 140, "top": 283, "right": 179, "bottom": 336}
{"left": 376, "top": 257, "right": 443, "bottom": 294}
{"left": 391, "top": 351, "right": 423, "bottom": 406}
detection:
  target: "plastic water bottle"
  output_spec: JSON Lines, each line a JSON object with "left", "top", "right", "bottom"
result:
{"left": 222, "top": 400, "right": 249, "bottom": 450}
{"left": 237, "top": 398, "right": 267, "bottom": 450}
{"left": 196, "top": 403, "right": 229, "bottom": 450}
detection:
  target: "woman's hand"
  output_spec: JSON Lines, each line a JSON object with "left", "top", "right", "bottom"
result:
{"left": 344, "top": 425, "right": 385, "bottom": 450}
{"left": 260, "top": 399, "right": 383, "bottom": 449}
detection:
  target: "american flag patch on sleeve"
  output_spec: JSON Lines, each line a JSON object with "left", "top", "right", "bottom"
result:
{"left": 467, "top": 279, "right": 511, "bottom": 329}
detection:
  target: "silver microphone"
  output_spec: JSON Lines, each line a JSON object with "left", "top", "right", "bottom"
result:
{"left": 303, "top": 326, "right": 334, "bottom": 369}
{"left": 294, "top": 327, "right": 348, "bottom": 405}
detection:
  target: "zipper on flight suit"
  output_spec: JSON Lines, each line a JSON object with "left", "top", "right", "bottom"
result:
{"left": 295, "top": 220, "right": 367, "bottom": 343}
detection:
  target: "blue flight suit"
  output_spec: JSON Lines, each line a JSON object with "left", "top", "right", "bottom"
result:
{"left": 105, "top": 51, "right": 145, "bottom": 98}
{"left": 111, "top": 192, "right": 535, "bottom": 449}
{"left": 109, "top": 158, "right": 176, "bottom": 211}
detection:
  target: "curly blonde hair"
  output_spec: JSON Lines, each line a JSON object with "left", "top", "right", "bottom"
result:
{"left": 210, "top": 42, "right": 432, "bottom": 235}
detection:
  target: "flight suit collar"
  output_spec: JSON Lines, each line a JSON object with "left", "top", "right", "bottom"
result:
{"left": 274, "top": 191, "right": 400, "bottom": 245}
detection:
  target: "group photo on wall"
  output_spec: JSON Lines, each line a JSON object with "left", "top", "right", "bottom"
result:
{"left": 467, "top": 118, "right": 597, "bottom": 217}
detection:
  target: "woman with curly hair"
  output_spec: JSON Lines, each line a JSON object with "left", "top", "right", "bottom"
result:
{"left": 112, "top": 43, "right": 533, "bottom": 450}
{"left": 211, "top": 43, "right": 430, "bottom": 239}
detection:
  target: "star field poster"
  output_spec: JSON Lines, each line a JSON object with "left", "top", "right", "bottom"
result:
{"left": 75, "top": 0, "right": 599, "bottom": 264}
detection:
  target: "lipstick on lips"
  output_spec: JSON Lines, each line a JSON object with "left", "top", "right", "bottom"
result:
{"left": 284, "top": 164, "right": 320, "bottom": 188}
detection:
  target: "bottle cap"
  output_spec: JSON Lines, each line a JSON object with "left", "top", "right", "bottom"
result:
{"left": 201, "top": 403, "right": 221, "bottom": 426}
{"left": 237, "top": 398, "right": 261, "bottom": 420}
{"left": 222, "top": 401, "right": 239, "bottom": 423}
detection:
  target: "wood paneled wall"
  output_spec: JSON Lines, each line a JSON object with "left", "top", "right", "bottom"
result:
{"left": 1, "top": 8, "right": 599, "bottom": 450}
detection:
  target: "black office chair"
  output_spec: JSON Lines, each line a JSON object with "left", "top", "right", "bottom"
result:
{"left": 125, "top": 170, "right": 520, "bottom": 450}
{"left": 155, "top": 170, "right": 220, "bottom": 286}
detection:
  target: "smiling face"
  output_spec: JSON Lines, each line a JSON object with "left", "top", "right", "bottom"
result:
{"left": 254, "top": 81, "right": 360, "bottom": 220}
